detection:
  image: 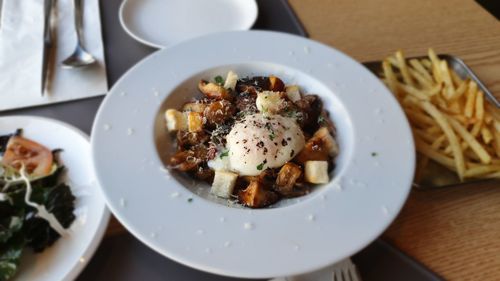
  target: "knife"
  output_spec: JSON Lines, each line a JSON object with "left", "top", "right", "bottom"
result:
{"left": 0, "top": 0, "right": 4, "bottom": 30}
{"left": 41, "top": 0, "right": 54, "bottom": 96}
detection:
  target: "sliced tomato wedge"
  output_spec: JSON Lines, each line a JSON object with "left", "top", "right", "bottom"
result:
{"left": 2, "top": 136, "right": 53, "bottom": 177}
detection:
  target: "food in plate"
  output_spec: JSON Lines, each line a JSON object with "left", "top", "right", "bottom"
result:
{"left": 0, "top": 129, "right": 75, "bottom": 280}
{"left": 165, "top": 71, "right": 339, "bottom": 208}
{"left": 380, "top": 49, "right": 500, "bottom": 181}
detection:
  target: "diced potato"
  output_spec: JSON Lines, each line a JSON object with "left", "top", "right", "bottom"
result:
{"left": 224, "top": 71, "right": 238, "bottom": 90}
{"left": 210, "top": 170, "right": 238, "bottom": 198}
{"left": 238, "top": 180, "right": 278, "bottom": 208}
{"left": 256, "top": 91, "right": 284, "bottom": 114}
{"left": 187, "top": 112, "right": 203, "bottom": 132}
{"left": 304, "top": 161, "right": 329, "bottom": 184}
{"left": 313, "top": 127, "right": 339, "bottom": 157}
{"left": 285, "top": 85, "right": 301, "bottom": 102}
{"left": 275, "top": 162, "right": 302, "bottom": 195}
{"left": 198, "top": 80, "right": 231, "bottom": 100}
{"left": 165, "top": 109, "right": 187, "bottom": 132}
{"left": 182, "top": 102, "right": 207, "bottom": 113}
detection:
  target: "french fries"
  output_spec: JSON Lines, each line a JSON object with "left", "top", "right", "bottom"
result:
{"left": 381, "top": 49, "right": 500, "bottom": 181}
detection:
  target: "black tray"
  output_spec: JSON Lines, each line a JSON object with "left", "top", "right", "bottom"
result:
{"left": 364, "top": 55, "right": 500, "bottom": 190}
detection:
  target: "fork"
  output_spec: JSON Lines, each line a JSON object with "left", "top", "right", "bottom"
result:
{"left": 272, "top": 258, "right": 362, "bottom": 281}
{"left": 332, "top": 259, "right": 361, "bottom": 281}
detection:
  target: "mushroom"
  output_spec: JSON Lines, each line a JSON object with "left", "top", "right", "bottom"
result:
{"left": 295, "top": 127, "right": 338, "bottom": 163}
{"left": 269, "top": 75, "right": 285, "bottom": 91}
{"left": 275, "top": 162, "right": 302, "bottom": 195}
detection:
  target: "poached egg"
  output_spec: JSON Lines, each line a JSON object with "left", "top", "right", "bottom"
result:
{"left": 225, "top": 113, "right": 305, "bottom": 176}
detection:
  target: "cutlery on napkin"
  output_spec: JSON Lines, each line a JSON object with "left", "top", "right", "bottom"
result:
{"left": 0, "top": 0, "right": 107, "bottom": 111}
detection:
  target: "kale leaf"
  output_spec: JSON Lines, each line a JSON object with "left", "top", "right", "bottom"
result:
{"left": 32, "top": 166, "right": 65, "bottom": 189}
{"left": 23, "top": 183, "right": 75, "bottom": 252}
{"left": 0, "top": 212, "right": 23, "bottom": 244}
{"left": 0, "top": 234, "right": 24, "bottom": 281}
{"left": 0, "top": 131, "right": 76, "bottom": 278}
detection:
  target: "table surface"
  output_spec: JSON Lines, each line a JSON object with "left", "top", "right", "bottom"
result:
{"left": 287, "top": 0, "right": 500, "bottom": 280}
{"left": 4, "top": 0, "right": 499, "bottom": 280}
{"left": 101, "top": 0, "right": 500, "bottom": 280}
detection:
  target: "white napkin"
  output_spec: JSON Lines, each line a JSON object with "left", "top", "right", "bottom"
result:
{"left": 0, "top": 0, "right": 107, "bottom": 111}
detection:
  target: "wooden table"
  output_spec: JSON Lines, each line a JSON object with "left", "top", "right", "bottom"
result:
{"left": 287, "top": 0, "right": 500, "bottom": 280}
{"left": 106, "top": 1, "right": 500, "bottom": 280}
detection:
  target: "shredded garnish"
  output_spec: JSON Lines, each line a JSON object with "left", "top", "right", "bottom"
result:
{"left": 18, "top": 165, "right": 68, "bottom": 237}
{"left": 219, "top": 150, "right": 229, "bottom": 159}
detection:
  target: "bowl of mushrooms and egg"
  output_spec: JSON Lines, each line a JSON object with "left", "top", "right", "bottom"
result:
{"left": 164, "top": 70, "right": 339, "bottom": 208}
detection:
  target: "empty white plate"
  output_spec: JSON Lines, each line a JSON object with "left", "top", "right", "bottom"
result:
{"left": 119, "top": 0, "right": 258, "bottom": 48}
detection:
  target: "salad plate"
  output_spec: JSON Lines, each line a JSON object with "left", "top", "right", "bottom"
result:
{"left": 0, "top": 116, "right": 110, "bottom": 281}
{"left": 119, "top": 0, "right": 258, "bottom": 48}
{"left": 91, "top": 31, "right": 415, "bottom": 278}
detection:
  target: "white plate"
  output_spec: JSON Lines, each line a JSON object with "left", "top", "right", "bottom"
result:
{"left": 91, "top": 31, "right": 415, "bottom": 278}
{"left": 119, "top": 0, "right": 258, "bottom": 48}
{"left": 0, "top": 116, "right": 110, "bottom": 281}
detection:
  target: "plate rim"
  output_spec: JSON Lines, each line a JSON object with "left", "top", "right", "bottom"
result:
{"left": 0, "top": 115, "right": 111, "bottom": 281}
{"left": 91, "top": 30, "right": 415, "bottom": 278}
{"left": 119, "top": 0, "right": 259, "bottom": 49}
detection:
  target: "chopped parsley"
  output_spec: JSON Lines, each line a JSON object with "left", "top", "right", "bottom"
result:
{"left": 236, "top": 111, "right": 245, "bottom": 119}
{"left": 269, "top": 132, "right": 276, "bottom": 140}
{"left": 220, "top": 150, "right": 229, "bottom": 159}
{"left": 187, "top": 198, "right": 193, "bottom": 203}
{"left": 317, "top": 115, "right": 326, "bottom": 125}
{"left": 256, "top": 162, "right": 265, "bottom": 171}
{"left": 286, "top": 109, "right": 299, "bottom": 118}
{"left": 214, "top": 75, "right": 224, "bottom": 85}
{"left": 371, "top": 152, "right": 378, "bottom": 157}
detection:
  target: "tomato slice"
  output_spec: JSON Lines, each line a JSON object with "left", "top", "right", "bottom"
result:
{"left": 2, "top": 136, "right": 54, "bottom": 177}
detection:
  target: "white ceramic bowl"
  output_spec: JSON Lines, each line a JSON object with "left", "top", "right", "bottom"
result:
{"left": 91, "top": 31, "right": 415, "bottom": 278}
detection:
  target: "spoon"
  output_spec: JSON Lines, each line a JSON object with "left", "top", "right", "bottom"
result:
{"left": 62, "top": 0, "right": 96, "bottom": 68}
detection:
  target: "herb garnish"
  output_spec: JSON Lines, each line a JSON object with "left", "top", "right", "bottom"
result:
{"left": 265, "top": 122, "right": 276, "bottom": 140}
{"left": 256, "top": 162, "right": 265, "bottom": 170}
{"left": 187, "top": 198, "right": 193, "bottom": 203}
{"left": 318, "top": 115, "right": 326, "bottom": 125}
{"left": 214, "top": 75, "right": 224, "bottom": 85}
{"left": 371, "top": 152, "right": 378, "bottom": 157}
{"left": 220, "top": 150, "right": 229, "bottom": 159}
{"left": 286, "top": 109, "right": 298, "bottom": 118}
